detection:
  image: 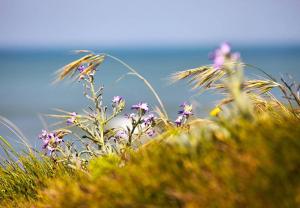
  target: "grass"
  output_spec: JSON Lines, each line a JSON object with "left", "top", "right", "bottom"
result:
{"left": 0, "top": 153, "right": 72, "bottom": 206}
{"left": 36, "top": 112, "right": 300, "bottom": 208}
{"left": 1, "top": 107, "right": 299, "bottom": 207}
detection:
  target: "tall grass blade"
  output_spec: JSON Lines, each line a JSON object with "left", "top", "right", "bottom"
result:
{"left": 0, "top": 116, "right": 31, "bottom": 153}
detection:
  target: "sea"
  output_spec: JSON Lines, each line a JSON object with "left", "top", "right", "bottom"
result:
{"left": 0, "top": 46, "right": 300, "bottom": 150}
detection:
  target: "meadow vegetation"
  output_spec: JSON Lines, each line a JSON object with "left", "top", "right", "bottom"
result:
{"left": 0, "top": 43, "right": 300, "bottom": 207}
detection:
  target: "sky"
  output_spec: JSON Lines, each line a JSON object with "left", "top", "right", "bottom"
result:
{"left": 0, "top": 0, "right": 300, "bottom": 48}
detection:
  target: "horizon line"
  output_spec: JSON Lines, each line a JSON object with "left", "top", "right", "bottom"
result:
{"left": 1, "top": 42, "right": 300, "bottom": 52}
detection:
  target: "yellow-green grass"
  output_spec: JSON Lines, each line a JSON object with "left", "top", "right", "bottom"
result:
{"left": 1, "top": 108, "right": 299, "bottom": 208}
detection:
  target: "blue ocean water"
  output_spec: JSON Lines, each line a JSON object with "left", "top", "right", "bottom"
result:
{"left": 0, "top": 46, "right": 300, "bottom": 148}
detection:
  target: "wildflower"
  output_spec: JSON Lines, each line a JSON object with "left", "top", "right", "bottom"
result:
{"left": 210, "top": 106, "right": 221, "bottom": 117}
{"left": 77, "top": 65, "right": 85, "bottom": 73}
{"left": 112, "top": 96, "right": 125, "bottom": 111}
{"left": 231, "top": 52, "right": 240, "bottom": 61}
{"left": 178, "top": 102, "right": 193, "bottom": 116}
{"left": 38, "top": 129, "right": 48, "bottom": 139}
{"left": 209, "top": 42, "right": 240, "bottom": 70}
{"left": 66, "top": 117, "right": 75, "bottom": 125}
{"left": 143, "top": 114, "right": 155, "bottom": 126}
{"left": 174, "top": 102, "right": 193, "bottom": 126}
{"left": 131, "top": 102, "right": 149, "bottom": 114}
{"left": 38, "top": 130, "right": 67, "bottom": 153}
{"left": 38, "top": 130, "right": 50, "bottom": 149}
{"left": 175, "top": 115, "right": 184, "bottom": 126}
{"left": 67, "top": 112, "right": 77, "bottom": 125}
{"left": 70, "top": 112, "right": 77, "bottom": 116}
{"left": 112, "top": 96, "right": 123, "bottom": 105}
{"left": 78, "top": 64, "right": 98, "bottom": 80}
{"left": 146, "top": 129, "right": 155, "bottom": 137}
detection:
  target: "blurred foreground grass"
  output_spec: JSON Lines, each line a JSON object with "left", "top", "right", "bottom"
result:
{"left": 1, "top": 108, "right": 300, "bottom": 207}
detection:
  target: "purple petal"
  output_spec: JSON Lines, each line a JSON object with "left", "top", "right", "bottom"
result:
{"left": 66, "top": 117, "right": 75, "bottom": 125}
{"left": 147, "top": 129, "right": 155, "bottom": 137}
{"left": 220, "top": 42, "right": 231, "bottom": 54}
{"left": 231, "top": 52, "right": 240, "bottom": 61}
{"left": 175, "top": 115, "right": 184, "bottom": 126}
{"left": 112, "top": 96, "right": 123, "bottom": 104}
{"left": 213, "top": 56, "right": 225, "bottom": 70}
{"left": 131, "top": 102, "right": 149, "bottom": 112}
{"left": 70, "top": 112, "right": 77, "bottom": 117}
{"left": 77, "top": 65, "right": 85, "bottom": 73}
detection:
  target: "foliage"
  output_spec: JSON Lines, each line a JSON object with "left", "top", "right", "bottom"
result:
{"left": 0, "top": 152, "right": 73, "bottom": 207}
{"left": 33, "top": 111, "right": 300, "bottom": 208}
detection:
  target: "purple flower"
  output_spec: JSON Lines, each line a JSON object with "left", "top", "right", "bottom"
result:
{"left": 131, "top": 102, "right": 149, "bottom": 113}
{"left": 178, "top": 103, "right": 193, "bottom": 116}
{"left": 112, "top": 96, "right": 123, "bottom": 104}
{"left": 231, "top": 52, "right": 240, "bottom": 61}
{"left": 143, "top": 114, "right": 155, "bottom": 126}
{"left": 38, "top": 129, "right": 48, "bottom": 139}
{"left": 68, "top": 117, "right": 76, "bottom": 125}
{"left": 67, "top": 117, "right": 75, "bottom": 125}
{"left": 146, "top": 129, "right": 155, "bottom": 137}
{"left": 77, "top": 65, "right": 85, "bottom": 73}
{"left": 174, "top": 102, "right": 193, "bottom": 126}
{"left": 39, "top": 130, "right": 50, "bottom": 149}
{"left": 70, "top": 112, "right": 77, "bottom": 116}
{"left": 67, "top": 112, "right": 77, "bottom": 125}
{"left": 42, "top": 138, "right": 50, "bottom": 149}
{"left": 219, "top": 42, "right": 231, "bottom": 54}
{"left": 38, "top": 130, "right": 63, "bottom": 153}
{"left": 213, "top": 55, "right": 225, "bottom": 70}
{"left": 175, "top": 115, "right": 184, "bottom": 126}
{"left": 209, "top": 42, "right": 240, "bottom": 70}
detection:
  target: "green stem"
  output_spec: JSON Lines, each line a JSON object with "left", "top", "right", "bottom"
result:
{"left": 88, "top": 76, "right": 105, "bottom": 148}
{"left": 128, "top": 117, "right": 142, "bottom": 146}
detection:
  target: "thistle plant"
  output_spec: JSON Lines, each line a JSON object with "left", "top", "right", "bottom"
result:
{"left": 38, "top": 52, "right": 169, "bottom": 168}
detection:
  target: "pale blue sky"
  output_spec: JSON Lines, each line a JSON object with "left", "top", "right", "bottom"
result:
{"left": 0, "top": 0, "right": 300, "bottom": 48}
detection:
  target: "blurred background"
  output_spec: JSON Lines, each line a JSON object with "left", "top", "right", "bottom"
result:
{"left": 0, "top": 0, "right": 300, "bottom": 146}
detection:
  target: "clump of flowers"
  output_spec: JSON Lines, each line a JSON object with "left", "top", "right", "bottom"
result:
{"left": 209, "top": 42, "right": 240, "bottom": 70}
{"left": 175, "top": 102, "right": 193, "bottom": 126}
{"left": 124, "top": 102, "right": 157, "bottom": 146}
{"left": 38, "top": 129, "right": 69, "bottom": 154}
